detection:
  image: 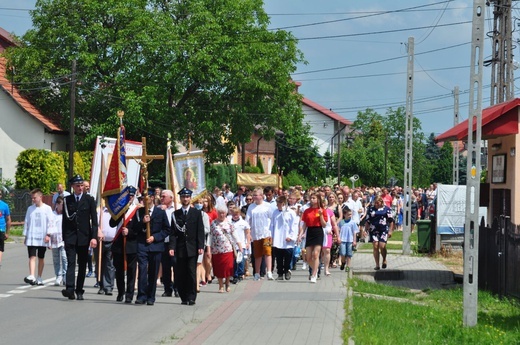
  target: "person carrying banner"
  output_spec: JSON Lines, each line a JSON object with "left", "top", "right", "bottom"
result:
{"left": 169, "top": 187, "right": 205, "bottom": 306}
{"left": 133, "top": 191, "right": 171, "bottom": 306}
{"left": 61, "top": 175, "right": 98, "bottom": 300}
{"left": 110, "top": 186, "right": 140, "bottom": 303}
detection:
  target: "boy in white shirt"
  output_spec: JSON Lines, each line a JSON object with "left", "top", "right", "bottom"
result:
{"left": 339, "top": 208, "right": 359, "bottom": 272}
{"left": 23, "top": 188, "right": 54, "bottom": 285}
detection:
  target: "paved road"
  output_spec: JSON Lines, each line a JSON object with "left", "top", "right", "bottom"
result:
{"left": 0, "top": 241, "right": 347, "bottom": 345}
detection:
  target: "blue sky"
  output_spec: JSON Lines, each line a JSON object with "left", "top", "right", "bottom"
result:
{"left": 1, "top": 1, "right": 517, "bottom": 136}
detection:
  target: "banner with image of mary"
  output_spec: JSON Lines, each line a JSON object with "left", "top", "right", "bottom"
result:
{"left": 173, "top": 150, "right": 205, "bottom": 198}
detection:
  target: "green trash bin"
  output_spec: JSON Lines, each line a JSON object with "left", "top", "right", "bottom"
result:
{"left": 417, "top": 220, "right": 431, "bottom": 253}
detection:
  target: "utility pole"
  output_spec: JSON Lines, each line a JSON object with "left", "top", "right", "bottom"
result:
{"left": 402, "top": 36, "right": 414, "bottom": 255}
{"left": 464, "top": 0, "right": 485, "bottom": 327}
{"left": 453, "top": 86, "right": 460, "bottom": 185}
{"left": 488, "top": 0, "right": 514, "bottom": 105}
{"left": 68, "top": 60, "right": 76, "bottom": 185}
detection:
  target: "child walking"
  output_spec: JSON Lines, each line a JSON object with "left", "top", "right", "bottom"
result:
{"left": 339, "top": 208, "right": 359, "bottom": 272}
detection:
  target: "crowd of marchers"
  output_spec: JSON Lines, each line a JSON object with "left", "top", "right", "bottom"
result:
{"left": 0, "top": 179, "right": 438, "bottom": 302}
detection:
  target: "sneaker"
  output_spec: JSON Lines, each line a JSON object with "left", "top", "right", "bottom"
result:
{"left": 253, "top": 273, "right": 260, "bottom": 281}
{"left": 302, "top": 262, "right": 308, "bottom": 270}
{"left": 276, "top": 275, "right": 284, "bottom": 281}
{"left": 285, "top": 271, "right": 292, "bottom": 281}
{"left": 310, "top": 275, "right": 317, "bottom": 283}
{"left": 35, "top": 277, "right": 44, "bottom": 286}
{"left": 24, "top": 275, "right": 36, "bottom": 285}
{"left": 267, "top": 272, "right": 274, "bottom": 280}
{"left": 86, "top": 271, "right": 93, "bottom": 278}
{"left": 54, "top": 276, "right": 62, "bottom": 286}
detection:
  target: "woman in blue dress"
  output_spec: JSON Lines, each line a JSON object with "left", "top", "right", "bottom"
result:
{"left": 365, "top": 196, "right": 394, "bottom": 270}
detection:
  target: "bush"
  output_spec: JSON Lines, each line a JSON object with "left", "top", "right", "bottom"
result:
{"left": 283, "top": 170, "right": 309, "bottom": 190}
{"left": 206, "top": 164, "right": 241, "bottom": 191}
{"left": 57, "top": 151, "right": 87, "bottom": 179}
{"left": 15, "top": 149, "right": 66, "bottom": 194}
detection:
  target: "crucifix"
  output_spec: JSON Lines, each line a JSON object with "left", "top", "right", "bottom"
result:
{"left": 128, "top": 137, "right": 164, "bottom": 239}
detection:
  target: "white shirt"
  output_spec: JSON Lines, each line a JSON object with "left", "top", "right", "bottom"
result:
{"left": 346, "top": 198, "right": 363, "bottom": 224}
{"left": 270, "top": 208, "right": 298, "bottom": 249}
{"left": 23, "top": 203, "right": 54, "bottom": 247}
{"left": 101, "top": 208, "right": 117, "bottom": 241}
{"left": 163, "top": 204, "right": 175, "bottom": 243}
{"left": 245, "top": 202, "right": 273, "bottom": 241}
{"left": 228, "top": 215, "right": 249, "bottom": 250}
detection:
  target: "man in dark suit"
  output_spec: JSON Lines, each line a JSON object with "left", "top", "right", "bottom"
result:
{"left": 169, "top": 187, "right": 205, "bottom": 306}
{"left": 133, "top": 191, "right": 171, "bottom": 306}
{"left": 110, "top": 186, "right": 140, "bottom": 303}
{"left": 61, "top": 175, "right": 98, "bottom": 300}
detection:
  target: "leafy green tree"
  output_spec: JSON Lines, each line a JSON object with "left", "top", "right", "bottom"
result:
{"left": 432, "top": 142, "right": 453, "bottom": 183}
{"left": 276, "top": 123, "right": 324, "bottom": 183}
{"left": 4, "top": 0, "right": 304, "bottom": 171}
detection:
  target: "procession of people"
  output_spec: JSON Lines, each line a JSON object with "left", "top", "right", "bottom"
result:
{"left": 6, "top": 164, "right": 428, "bottom": 305}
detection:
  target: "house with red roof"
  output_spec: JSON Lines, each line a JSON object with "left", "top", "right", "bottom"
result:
{"left": 297, "top": 82, "right": 352, "bottom": 157}
{"left": 0, "top": 28, "right": 68, "bottom": 181}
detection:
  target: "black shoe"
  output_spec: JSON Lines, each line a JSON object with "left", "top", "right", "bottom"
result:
{"left": 125, "top": 297, "right": 132, "bottom": 304}
{"left": 285, "top": 271, "right": 292, "bottom": 281}
{"left": 147, "top": 301, "right": 154, "bottom": 306}
{"left": 105, "top": 290, "right": 113, "bottom": 296}
{"left": 382, "top": 262, "right": 387, "bottom": 269}
{"left": 61, "top": 289, "right": 75, "bottom": 300}
{"left": 181, "top": 301, "right": 188, "bottom": 305}
{"left": 76, "top": 293, "right": 84, "bottom": 301}
{"left": 98, "top": 288, "right": 104, "bottom": 295}
{"left": 174, "top": 291, "right": 180, "bottom": 298}
{"left": 116, "top": 294, "right": 124, "bottom": 302}
{"left": 231, "top": 277, "right": 239, "bottom": 284}
{"left": 161, "top": 292, "right": 172, "bottom": 297}
{"left": 188, "top": 300, "right": 196, "bottom": 305}
{"left": 276, "top": 275, "right": 284, "bottom": 281}
{"left": 340, "top": 263, "right": 345, "bottom": 271}
{"left": 94, "top": 282, "right": 100, "bottom": 288}
{"left": 135, "top": 299, "right": 146, "bottom": 305}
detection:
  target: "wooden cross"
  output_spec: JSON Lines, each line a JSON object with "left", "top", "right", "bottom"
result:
{"left": 127, "top": 137, "right": 164, "bottom": 238}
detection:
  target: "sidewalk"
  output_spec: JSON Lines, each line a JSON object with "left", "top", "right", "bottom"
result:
{"left": 169, "top": 246, "right": 457, "bottom": 344}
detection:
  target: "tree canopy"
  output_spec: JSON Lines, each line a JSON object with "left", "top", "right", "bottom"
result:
{"left": 4, "top": 0, "right": 305, "bottom": 165}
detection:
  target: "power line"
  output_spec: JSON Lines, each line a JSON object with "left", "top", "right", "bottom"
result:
{"left": 293, "top": 41, "right": 470, "bottom": 75}
{"left": 270, "top": 1, "right": 455, "bottom": 31}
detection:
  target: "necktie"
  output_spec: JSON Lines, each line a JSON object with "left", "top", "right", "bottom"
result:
{"left": 184, "top": 209, "right": 187, "bottom": 216}
{"left": 76, "top": 196, "right": 79, "bottom": 203}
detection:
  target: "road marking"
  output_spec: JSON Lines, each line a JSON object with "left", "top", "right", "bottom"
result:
{"left": 7, "top": 290, "right": 26, "bottom": 294}
{"left": 0, "top": 294, "right": 13, "bottom": 298}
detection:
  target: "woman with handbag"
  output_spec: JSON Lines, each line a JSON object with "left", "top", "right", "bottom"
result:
{"left": 207, "top": 204, "right": 242, "bottom": 293}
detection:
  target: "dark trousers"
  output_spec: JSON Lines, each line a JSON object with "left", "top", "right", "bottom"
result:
{"left": 175, "top": 255, "right": 197, "bottom": 303}
{"left": 65, "top": 243, "right": 89, "bottom": 294}
{"left": 100, "top": 241, "right": 115, "bottom": 292}
{"left": 161, "top": 243, "right": 176, "bottom": 294}
{"left": 273, "top": 247, "right": 293, "bottom": 275}
{"left": 136, "top": 250, "right": 161, "bottom": 303}
{"left": 113, "top": 251, "right": 137, "bottom": 300}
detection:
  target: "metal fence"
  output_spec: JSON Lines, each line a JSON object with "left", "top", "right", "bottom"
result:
{"left": 479, "top": 217, "right": 520, "bottom": 300}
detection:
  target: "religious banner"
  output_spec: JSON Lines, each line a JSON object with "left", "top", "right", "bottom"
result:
{"left": 102, "top": 124, "right": 131, "bottom": 220}
{"left": 237, "top": 173, "right": 281, "bottom": 187}
{"left": 173, "top": 150, "right": 205, "bottom": 198}
{"left": 90, "top": 136, "right": 142, "bottom": 202}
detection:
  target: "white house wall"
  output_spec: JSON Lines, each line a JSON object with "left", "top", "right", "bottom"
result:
{"left": 0, "top": 94, "right": 67, "bottom": 181}
{"left": 302, "top": 105, "right": 338, "bottom": 157}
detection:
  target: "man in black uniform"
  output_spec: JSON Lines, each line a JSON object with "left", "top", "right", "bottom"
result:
{"left": 61, "top": 175, "right": 98, "bottom": 300}
{"left": 169, "top": 187, "right": 204, "bottom": 305}
{"left": 134, "top": 191, "right": 171, "bottom": 306}
{"left": 110, "top": 186, "right": 140, "bottom": 303}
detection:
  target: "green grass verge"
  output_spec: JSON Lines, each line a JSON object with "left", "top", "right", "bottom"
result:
{"left": 345, "top": 277, "right": 520, "bottom": 344}
{"left": 9, "top": 226, "right": 23, "bottom": 237}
